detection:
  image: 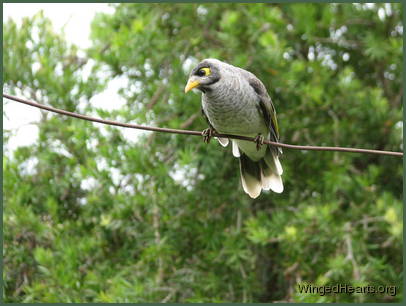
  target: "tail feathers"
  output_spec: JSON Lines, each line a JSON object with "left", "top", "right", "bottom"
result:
{"left": 264, "top": 147, "right": 283, "bottom": 175}
{"left": 239, "top": 154, "right": 262, "bottom": 199}
{"left": 260, "top": 160, "right": 283, "bottom": 193}
{"left": 239, "top": 152, "right": 284, "bottom": 198}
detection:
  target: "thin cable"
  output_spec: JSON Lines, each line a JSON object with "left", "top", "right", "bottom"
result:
{"left": 3, "top": 93, "right": 403, "bottom": 157}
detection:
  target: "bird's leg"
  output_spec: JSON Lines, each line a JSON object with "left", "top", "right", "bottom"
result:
{"left": 201, "top": 108, "right": 217, "bottom": 144}
{"left": 202, "top": 127, "right": 216, "bottom": 144}
{"left": 254, "top": 134, "right": 264, "bottom": 151}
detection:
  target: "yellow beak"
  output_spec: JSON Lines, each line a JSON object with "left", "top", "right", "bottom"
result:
{"left": 184, "top": 80, "right": 200, "bottom": 93}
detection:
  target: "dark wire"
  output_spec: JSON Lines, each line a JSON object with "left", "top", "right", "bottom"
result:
{"left": 3, "top": 93, "right": 403, "bottom": 157}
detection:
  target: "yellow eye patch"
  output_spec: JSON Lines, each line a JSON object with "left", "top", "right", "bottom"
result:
{"left": 202, "top": 67, "right": 211, "bottom": 75}
{"left": 197, "top": 67, "right": 211, "bottom": 76}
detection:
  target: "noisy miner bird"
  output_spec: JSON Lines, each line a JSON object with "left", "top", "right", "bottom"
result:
{"left": 184, "top": 58, "right": 283, "bottom": 198}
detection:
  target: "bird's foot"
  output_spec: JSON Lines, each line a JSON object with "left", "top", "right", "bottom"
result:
{"left": 202, "top": 127, "right": 216, "bottom": 144}
{"left": 254, "top": 134, "right": 264, "bottom": 151}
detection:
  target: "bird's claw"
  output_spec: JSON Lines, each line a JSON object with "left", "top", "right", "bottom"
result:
{"left": 202, "top": 128, "right": 215, "bottom": 144}
{"left": 254, "top": 134, "right": 264, "bottom": 151}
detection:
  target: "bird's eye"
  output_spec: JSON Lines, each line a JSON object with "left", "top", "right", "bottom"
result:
{"left": 196, "top": 67, "right": 211, "bottom": 77}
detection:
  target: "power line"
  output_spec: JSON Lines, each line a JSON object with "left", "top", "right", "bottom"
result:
{"left": 3, "top": 93, "right": 403, "bottom": 157}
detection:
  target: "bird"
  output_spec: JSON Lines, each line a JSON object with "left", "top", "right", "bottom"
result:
{"left": 184, "top": 58, "right": 283, "bottom": 198}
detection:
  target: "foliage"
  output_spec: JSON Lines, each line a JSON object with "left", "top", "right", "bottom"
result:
{"left": 3, "top": 3, "right": 403, "bottom": 302}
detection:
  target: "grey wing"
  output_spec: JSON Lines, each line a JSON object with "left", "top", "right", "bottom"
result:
{"left": 239, "top": 69, "right": 284, "bottom": 188}
{"left": 245, "top": 74, "right": 281, "bottom": 155}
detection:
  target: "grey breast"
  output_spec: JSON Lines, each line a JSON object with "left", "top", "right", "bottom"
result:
{"left": 202, "top": 66, "right": 268, "bottom": 136}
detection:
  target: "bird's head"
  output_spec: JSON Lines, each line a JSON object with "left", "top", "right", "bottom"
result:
{"left": 184, "top": 59, "right": 222, "bottom": 94}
